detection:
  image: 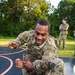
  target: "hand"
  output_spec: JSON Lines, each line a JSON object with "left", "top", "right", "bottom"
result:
{"left": 22, "top": 58, "right": 35, "bottom": 73}
{"left": 15, "top": 58, "right": 24, "bottom": 68}
{"left": 7, "top": 42, "right": 17, "bottom": 49}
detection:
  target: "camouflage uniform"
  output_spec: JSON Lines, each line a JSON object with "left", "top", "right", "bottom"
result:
{"left": 59, "top": 23, "right": 69, "bottom": 49}
{"left": 53, "top": 37, "right": 59, "bottom": 48}
{"left": 14, "top": 30, "right": 66, "bottom": 75}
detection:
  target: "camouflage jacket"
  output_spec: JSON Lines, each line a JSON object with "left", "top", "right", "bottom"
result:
{"left": 59, "top": 23, "right": 69, "bottom": 35}
{"left": 13, "top": 30, "right": 58, "bottom": 69}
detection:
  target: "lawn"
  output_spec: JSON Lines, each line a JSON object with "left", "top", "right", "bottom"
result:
{"left": 0, "top": 37, "right": 15, "bottom": 46}
{"left": 0, "top": 37, "right": 75, "bottom": 58}
{"left": 58, "top": 39, "right": 75, "bottom": 58}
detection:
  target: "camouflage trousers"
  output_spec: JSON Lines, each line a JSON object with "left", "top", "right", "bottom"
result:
{"left": 22, "top": 58, "right": 66, "bottom": 75}
{"left": 59, "top": 34, "right": 67, "bottom": 49}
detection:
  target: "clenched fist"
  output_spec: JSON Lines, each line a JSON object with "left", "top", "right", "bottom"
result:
{"left": 15, "top": 58, "right": 35, "bottom": 73}
{"left": 15, "top": 58, "right": 24, "bottom": 68}
{"left": 22, "top": 58, "right": 35, "bottom": 73}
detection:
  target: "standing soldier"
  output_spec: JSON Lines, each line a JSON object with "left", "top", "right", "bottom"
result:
{"left": 59, "top": 18, "right": 69, "bottom": 49}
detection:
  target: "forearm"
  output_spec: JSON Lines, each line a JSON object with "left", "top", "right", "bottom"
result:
{"left": 13, "top": 39, "right": 22, "bottom": 47}
{"left": 13, "top": 31, "right": 30, "bottom": 47}
{"left": 33, "top": 60, "right": 49, "bottom": 70}
{"left": 22, "top": 58, "right": 35, "bottom": 73}
{"left": 33, "top": 58, "right": 66, "bottom": 75}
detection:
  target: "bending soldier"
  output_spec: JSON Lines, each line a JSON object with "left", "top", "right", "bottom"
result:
{"left": 7, "top": 19, "right": 66, "bottom": 75}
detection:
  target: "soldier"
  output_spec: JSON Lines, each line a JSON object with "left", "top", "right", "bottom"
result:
{"left": 59, "top": 18, "right": 69, "bottom": 49}
{"left": 7, "top": 19, "right": 66, "bottom": 75}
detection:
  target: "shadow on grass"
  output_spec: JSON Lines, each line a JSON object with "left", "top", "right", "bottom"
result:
{"left": 59, "top": 43, "right": 75, "bottom": 50}
{"left": 66, "top": 44, "right": 75, "bottom": 50}
{"left": 58, "top": 42, "right": 75, "bottom": 58}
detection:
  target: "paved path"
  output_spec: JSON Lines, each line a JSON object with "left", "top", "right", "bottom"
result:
{"left": 61, "top": 57, "right": 75, "bottom": 75}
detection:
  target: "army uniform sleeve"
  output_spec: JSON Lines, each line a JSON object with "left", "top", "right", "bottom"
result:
{"left": 13, "top": 30, "right": 34, "bottom": 47}
{"left": 59, "top": 24, "right": 64, "bottom": 31}
{"left": 33, "top": 58, "right": 66, "bottom": 75}
{"left": 65, "top": 23, "right": 69, "bottom": 30}
{"left": 59, "top": 25, "right": 61, "bottom": 30}
{"left": 59, "top": 24, "right": 69, "bottom": 31}
{"left": 62, "top": 24, "right": 69, "bottom": 31}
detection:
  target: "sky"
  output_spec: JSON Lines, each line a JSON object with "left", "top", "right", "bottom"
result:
{"left": 46, "top": 0, "right": 61, "bottom": 8}
{"left": 0, "top": 0, "right": 61, "bottom": 8}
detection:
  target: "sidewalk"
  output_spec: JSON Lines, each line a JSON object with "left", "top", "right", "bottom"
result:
{"left": 60, "top": 57, "right": 75, "bottom": 75}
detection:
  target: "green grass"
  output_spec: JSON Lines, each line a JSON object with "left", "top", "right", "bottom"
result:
{"left": 58, "top": 39, "right": 75, "bottom": 58}
{"left": 0, "top": 37, "right": 16, "bottom": 46}
{"left": 0, "top": 37, "right": 75, "bottom": 58}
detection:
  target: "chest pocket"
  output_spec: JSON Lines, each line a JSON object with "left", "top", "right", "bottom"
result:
{"left": 27, "top": 45, "right": 43, "bottom": 61}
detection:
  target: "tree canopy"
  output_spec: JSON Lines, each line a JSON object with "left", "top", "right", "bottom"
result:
{"left": 0, "top": 0, "right": 75, "bottom": 38}
{"left": 48, "top": 0, "right": 75, "bottom": 37}
{"left": 0, "top": 0, "right": 50, "bottom": 36}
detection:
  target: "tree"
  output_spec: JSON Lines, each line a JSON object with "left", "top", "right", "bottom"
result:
{"left": 48, "top": 0, "right": 75, "bottom": 37}
{"left": 0, "top": 0, "right": 51, "bottom": 36}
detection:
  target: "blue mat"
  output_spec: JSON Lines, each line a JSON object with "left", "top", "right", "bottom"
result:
{"left": 0, "top": 47, "right": 75, "bottom": 75}
{"left": 0, "top": 47, "right": 25, "bottom": 75}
